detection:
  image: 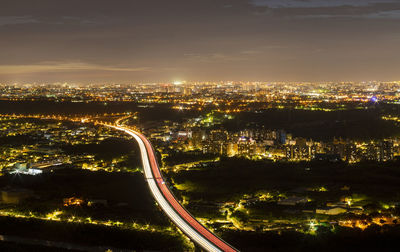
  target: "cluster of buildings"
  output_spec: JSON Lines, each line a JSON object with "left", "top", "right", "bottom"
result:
{"left": 9, "top": 161, "right": 65, "bottom": 175}
{"left": 2, "top": 81, "right": 400, "bottom": 113}
{"left": 151, "top": 125, "right": 398, "bottom": 162}
{"left": 0, "top": 117, "right": 129, "bottom": 175}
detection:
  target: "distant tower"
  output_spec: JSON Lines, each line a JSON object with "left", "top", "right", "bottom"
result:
{"left": 183, "top": 87, "right": 192, "bottom": 96}
{"left": 277, "top": 130, "right": 286, "bottom": 145}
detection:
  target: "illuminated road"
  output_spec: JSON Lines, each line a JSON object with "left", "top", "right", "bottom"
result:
{"left": 109, "top": 124, "right": 238, "bottom": 252}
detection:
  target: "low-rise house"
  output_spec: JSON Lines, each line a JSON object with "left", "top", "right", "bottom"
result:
{"left": 278, "top": 196, "right": 309, "bottom": 206}
{"left": 316, "top": 206, "right": 347, "bottom": 215}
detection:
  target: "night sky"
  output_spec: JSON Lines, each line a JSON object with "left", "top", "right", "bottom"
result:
{"left": 1, "top": 0, "right": 400, "bottom": 83}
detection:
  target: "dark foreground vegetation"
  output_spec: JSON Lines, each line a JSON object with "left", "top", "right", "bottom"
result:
{"left": 171, "top": 157, "right": 400, "bottom": 202}
{"left": 0, "top": 216, "right": 184, "bottom": 251}
{"left": 223, "top": 226, "right": 400, "bottom": 252}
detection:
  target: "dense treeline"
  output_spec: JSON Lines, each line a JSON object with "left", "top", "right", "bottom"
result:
{"left": 222, "top": 225, "right": 400, "bottom": 252}
{"left": 171, "top": 157, "right": 400, "bottom": 202}
{"left": 0, "top": 100, "right": 198, "bottom": 123}
{"left": 1, "top": 169, "right": 170, "bottom": 225}
{"left": 222, "top": 108, "right": 400, "bottom": 141}
{"left": 61, "top": 137, "right": 140, "bottom": 163}
{"left": 163, "top": 150, "right": 217, "bottom": 166}
{"left": 0, "top": 217, "right": 184, "bottom": 251}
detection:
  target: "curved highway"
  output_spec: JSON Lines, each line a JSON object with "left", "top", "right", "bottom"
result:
{"left": 109, "top": 124, "right": 238, "bottom": 252}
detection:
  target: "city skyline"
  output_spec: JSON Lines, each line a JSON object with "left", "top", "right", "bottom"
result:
{"left": 1, "top": 0, "right": 400, "bottom": 83}
{"left": 3, "top": 1, "right": 400, "bottom": 251}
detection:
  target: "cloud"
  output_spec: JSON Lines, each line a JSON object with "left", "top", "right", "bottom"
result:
{"left": 250, "top": 0, "right": 398, "bottom": 8}
{"left": 250, "top": 0, "right": 400, "bottom": 19}
{"left": 290, "top": 9, "right": 400, "bottom": 19}
{"left": 365, "top": 9, "right": 400, "bottom": 19}
{"left": 183, "top": 53, "right": 240, "bottom": 63}
{"left": 240, "top": 50, "right": 262, "bottom": 55}
{"left": 0, "top": 16, "right": 39, "bottom": 26}
{"left": 182, "top": 51, "right": 261, "bottom": 63}
{"left": 0, "top": 62, "right": 151, "bottom": 75}
{"left": 57, "top": 16, "right": 103, "bottom": 25}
